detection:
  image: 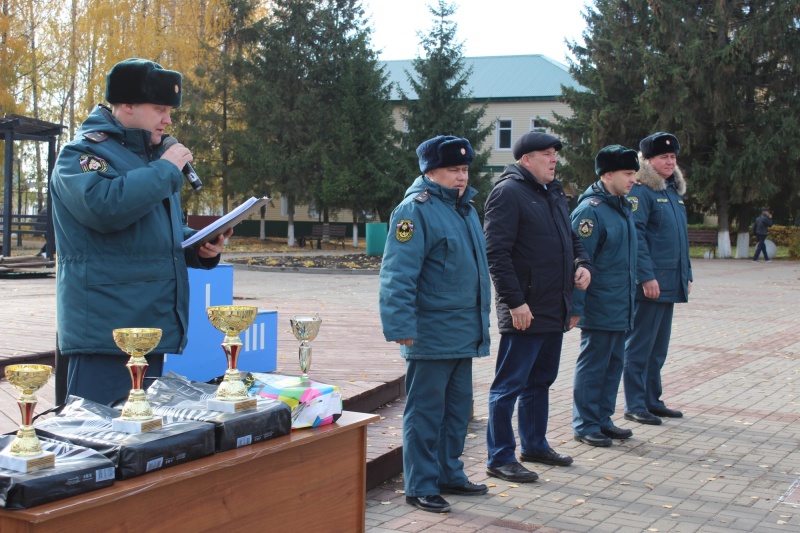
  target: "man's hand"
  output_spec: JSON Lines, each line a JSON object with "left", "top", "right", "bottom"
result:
{"left": 395, "top": 339, "right": 414, "bottom": 346}
{"left": 161, "top": 142, "right": 193, "bottom": 171}
{"left": 688, "top": 280, "right": 692, "bottom": 296}
{"left": 510, "top": 303, "right": 534, "bottom": 331}
{"left": 198, "top": 228, "right": 233, "bottom": 259}
{"left": 569, "top": 316, "right": 580, "bottom": 330}
{"left": 574, "top": 266, "right": 591, "bottom": 290}
{"left": 643, "top": 279, "right": 660, "bottom": 299}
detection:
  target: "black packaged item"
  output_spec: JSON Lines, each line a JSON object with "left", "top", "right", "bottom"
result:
{"left": 34, "top": 396, "right": 215, "bottom": 480}
{"left": 146, "top": 372, "right": 291, "bottom": 452}
{"left": 0, "top": 435, "right": 115, "bottom": 509}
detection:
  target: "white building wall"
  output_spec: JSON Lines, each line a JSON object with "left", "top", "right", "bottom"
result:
{"left": 391, "top": 100, "right": 574, "bottom": 169}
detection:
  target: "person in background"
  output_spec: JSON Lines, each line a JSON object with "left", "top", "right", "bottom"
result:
{"left": 51, "top": 58, "right": 231, "bottom": 406}
{"left": 752, "top": 208, "right": 773, "bottom": 262}
{"left": 571, "top": 145, "right": 638, "bottom": 447}
{"left": 623, "top": 132, "right": 691, "bottom": 426}
{"left": 483, "top": 132, "right": 592, "bottom": 483}
{"left": 379, "top": 135, "right": 492, "bottom": 514}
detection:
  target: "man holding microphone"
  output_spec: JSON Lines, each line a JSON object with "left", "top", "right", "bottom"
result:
{"left": 51, "top": 58, "right": 230, "bottom": 406}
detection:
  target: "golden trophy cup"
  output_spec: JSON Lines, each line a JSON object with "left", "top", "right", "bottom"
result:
{"left": 206, "top": 305, "right": 258, "bottom": 413}
{"left": 111, "top": 328, "right": 164, "bottom": 433}
{"left": 290, "top": 314, "right": 322, "bottom": 379}
{"left": 0, "top": 364, "right": 56, "bottom": 473}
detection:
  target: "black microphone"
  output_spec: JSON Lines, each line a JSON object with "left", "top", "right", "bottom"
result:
{"left": 162, "top": 136, "right": 203, "bottom": 191}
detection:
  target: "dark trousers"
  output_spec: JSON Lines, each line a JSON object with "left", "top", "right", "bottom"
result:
{"left": 623, "top": 300, "right": 674, "bottom": 413}
{"left": 573, "top": 329, "right": 626, "bottom": 435}
{"left": 486, "top": 332, "right": 563, "bottom": 468}
{"left": 753, "top": 235, "right": 769, "bottom": 261}
{"left": 65, "top": 352, "right": 164, "bottom": 406}
{"left": 403, "top": 358, "right": 472, "bottom": 497}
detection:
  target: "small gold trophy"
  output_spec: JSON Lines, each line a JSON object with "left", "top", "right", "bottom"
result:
{"left": 206, "top": 305, "right": 258, "bottom": 413}
{"left": 111, "top": 328, "right": 164, "bottom": 434}
{"left": 0, "top": 364, "right": 56, "bottom": 472}
{"left": 290, "top": 314, "right": 322, "bottom": 379}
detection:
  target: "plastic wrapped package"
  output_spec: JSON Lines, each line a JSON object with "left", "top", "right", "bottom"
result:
{"left": 0, "top": 435, "right": 115, "bottom": 509}
{"left": 248, "top": 372, "right": 342, "bottom": 428}
{"left": 34, "top": 396, "right": 215, "bottom": 480}
{"left": 146, "top": 372, "right": 291, "bottom": 451}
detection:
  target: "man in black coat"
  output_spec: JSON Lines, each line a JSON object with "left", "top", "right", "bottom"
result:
{"left": 752, "top": 208, "right": 773, "bottom": 262}
{"left": 483, "top": 132, "right": 592, "bottom": 483}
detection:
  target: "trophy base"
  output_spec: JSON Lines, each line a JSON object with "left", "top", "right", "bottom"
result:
{"left": 112, "top": 417, "right": 163, "bottom": 434}
{"left": 207, "top": 398, "right": 257, "bottom": 413}
{"left": 0, "top": 450, "right": 55, "bottom": 473}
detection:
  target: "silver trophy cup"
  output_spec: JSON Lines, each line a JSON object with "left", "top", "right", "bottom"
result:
{"left": 289, "top": 314, "right": 322, "bottom": 378}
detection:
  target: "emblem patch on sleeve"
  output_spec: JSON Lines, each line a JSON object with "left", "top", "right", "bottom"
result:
{"left": 627, "top": 196, "right": 639, "bottom": 212}
{"left": 395, "top": 219, "right": 414, "bottom": 242}
{"left": 578, "top": 219, "right": 594, "bottom": 238}
{"left": 79, "top": 154, "right": 109, "bottom": 173}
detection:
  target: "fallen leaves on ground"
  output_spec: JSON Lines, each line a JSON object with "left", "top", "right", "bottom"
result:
{"left": 229, "top": 253, "right": 382, "bottom": 270}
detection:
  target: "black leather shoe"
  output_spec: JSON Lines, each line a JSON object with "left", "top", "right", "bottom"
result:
{"left": 624, "top": 411, "right": 662, "bottom": 425}
{"left": 520, "top": 448, "right": 573, "bottom": 466}
{"left": 486, "top": 462, "right": 539, "bottom": 483}
{"left": 439, "top": 481, "right": 489, "bottom": 496}
{"left": 405, "top": 495, "right": 451, "bottom": 513}
{"left": 649, "top": 406, "right": 683, "bottom": 418}
{"left": 601, "top": 425, "right": 633, "bottom": 439}
{"left": 574, "top": 432, "right": 612, "bottom": 447}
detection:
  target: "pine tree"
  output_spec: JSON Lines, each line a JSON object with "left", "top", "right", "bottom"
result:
{"left": 553, "top": 0, "right": 800, "bottom": 257}
{"left": 306, "top": 0, "right": 403, "bottom": 232}
{"left": 398, "top": 0, "right": 494, "bottom": 214}
{"left": 235, "top": 0, "right": 399, "bottom": 244}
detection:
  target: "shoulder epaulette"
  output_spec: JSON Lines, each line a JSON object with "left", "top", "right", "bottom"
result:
{"left": 83, "top": 132, "right": 109, "bottom": 143}
{"left": 414, "top": 190, "right": 430, "bottom": 203}
{"left": 588, "top": 198, "right": 603, "bottom": 207}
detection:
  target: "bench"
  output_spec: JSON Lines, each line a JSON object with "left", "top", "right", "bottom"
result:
{"left": 688, "top": 229, "right": 717, "bottom": 257}
{"left": 306, "top": 224, "right": 346, "bottom": 250}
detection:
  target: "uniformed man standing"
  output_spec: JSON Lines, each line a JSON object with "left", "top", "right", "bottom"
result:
{"left": 571, "top": 145, "right": 639, "bottom": 447}
{"left": 623, "top": 132, "right": 692, "bottom": 425}
{"left": 379, "top": 135, "right": 492, "bottom": 513}
{"left": 51, "top": 58, "right": 231, "bottom": 406}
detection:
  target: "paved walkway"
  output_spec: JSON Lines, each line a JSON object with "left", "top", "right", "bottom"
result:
{"left": 366, "top": 259, "right": 800, "bottom": 532}
{"left": 1, "top": 258, "right": 799, "bottom": 531}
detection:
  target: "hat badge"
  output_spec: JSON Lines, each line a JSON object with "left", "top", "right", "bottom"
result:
{"left": 665, "top": 140, "right": 670, "bottom": 145}
{"left": 460, "top": 148, "right": 466, "bottom": 155}
{"left": 174, "top": 84, "right": 180, "bottom": 93}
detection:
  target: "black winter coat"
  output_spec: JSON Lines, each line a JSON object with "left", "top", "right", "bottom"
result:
{"left": 484, "top": 164, "right": 591, "bottom": 334}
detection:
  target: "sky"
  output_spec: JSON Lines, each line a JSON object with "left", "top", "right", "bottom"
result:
{"left": 361, "top": 0, "right": 592, "bottom": 65}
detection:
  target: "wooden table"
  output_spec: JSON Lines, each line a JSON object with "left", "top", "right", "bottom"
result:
{"left": 0, "top": 411, "right": 378, "bottom": 533}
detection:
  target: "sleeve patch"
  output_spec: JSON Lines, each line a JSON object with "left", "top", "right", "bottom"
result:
{"left": 395, "top": 219, "right": 414, "bottom": 242}
{"left": 627, "top": 196, "right": 639, "bottom": 211}
{"left": 578, "top": 219, "right": 594, "bottom": 238}
{"left": 79, "top": 154, "right": 109, "bottom": 173}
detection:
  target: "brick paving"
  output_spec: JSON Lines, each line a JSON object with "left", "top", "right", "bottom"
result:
{"left": 366, "top": 260, "right": 800, "bottom": 532}
{"left": 1, "top": 258, "right": 799, "bottom": 531}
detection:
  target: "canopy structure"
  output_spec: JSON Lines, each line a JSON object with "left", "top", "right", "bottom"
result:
{"left": 0, "top": 114, "right": 64, "bottom": 258}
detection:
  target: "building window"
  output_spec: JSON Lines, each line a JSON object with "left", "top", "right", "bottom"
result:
{"left": 281, "top": 197, "right": 289, "bottom": 216}
{"left": 496, "top": 119, "right": 512, "bottom": 150}
{"left": 531, "top": 118, "right": 548, "bottom": 133}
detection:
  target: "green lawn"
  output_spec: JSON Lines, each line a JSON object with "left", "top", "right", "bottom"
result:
{"left": 689, "top": 245, "right": 791, "bottom": 260}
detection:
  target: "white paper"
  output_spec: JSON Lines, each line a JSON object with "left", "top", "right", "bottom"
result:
{"left": 181, "top": 197, "right": 269, "bottom": 248}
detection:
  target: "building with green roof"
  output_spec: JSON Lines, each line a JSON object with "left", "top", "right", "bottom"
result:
{"left": 383, "top": 54, "right": 583, "bottom": 172}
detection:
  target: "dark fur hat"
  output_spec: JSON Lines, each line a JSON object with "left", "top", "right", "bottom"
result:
{"left": 595, "top": 145, "right": 640, "bottom": 176}
{"left": 512, "top": 132, "right": 562, "bottom": 160}
{"left": 105, "top": 58, "right": 182, "bottom": 108}
{"left": 639, "top": 132, "right": 680, "bottom": 159}
{"left": 417, "top": 135, "right": 474, "bottom": 173}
